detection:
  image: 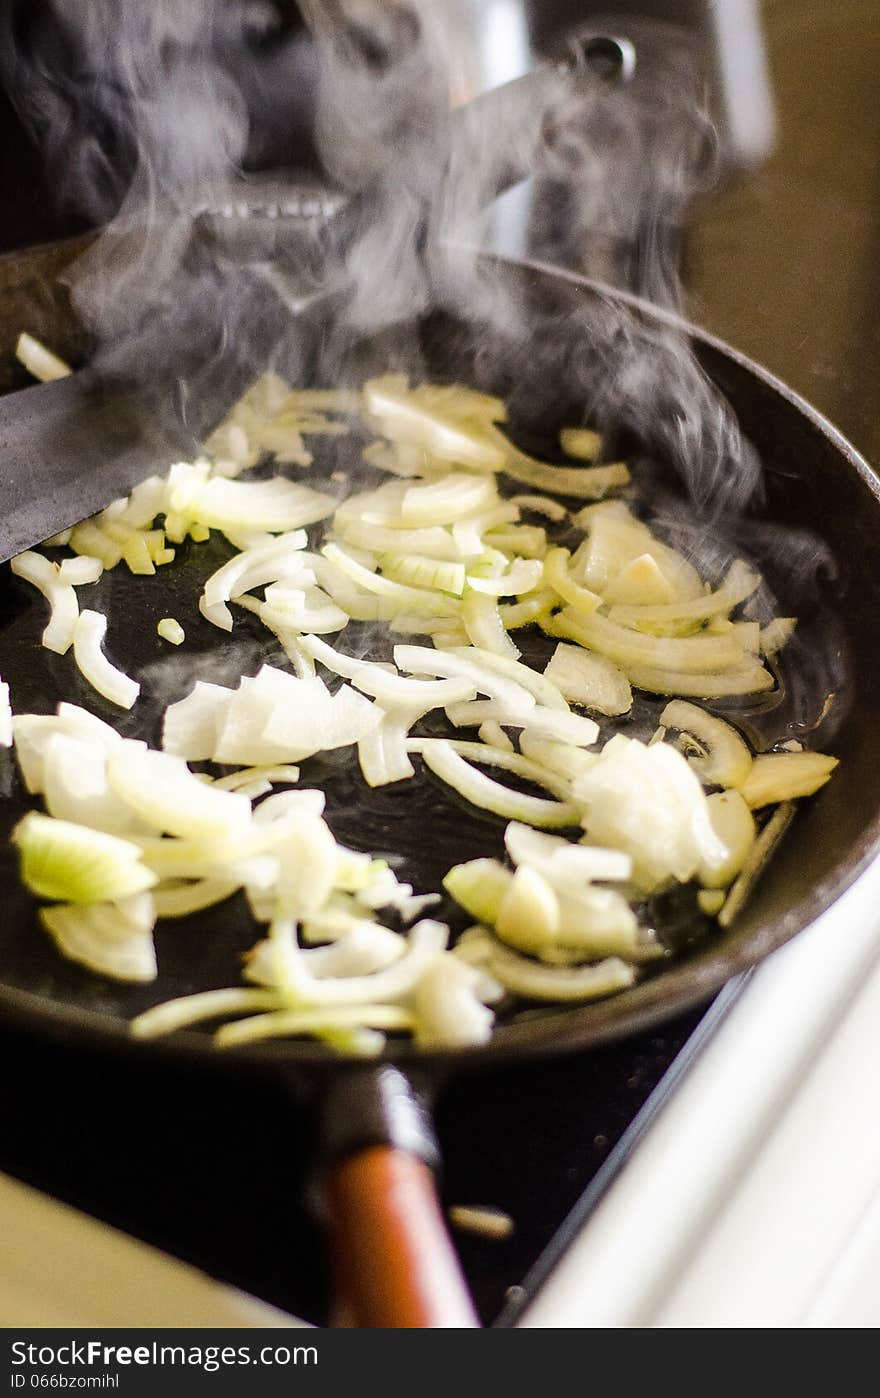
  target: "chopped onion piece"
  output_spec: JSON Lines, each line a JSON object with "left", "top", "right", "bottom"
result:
{"left": 761, "top": 616, "right": 797, "bottom": 655}
{"left": 157, "top": 617, "right": 185, "bottom": 645}
{"left": 544, "top": 643, "right": 632, "bottom": 716}
{"left": 510, "top": 494, "right": 568, "bottom": 521}
{"left": 740, "top": 751, "right": 837, "bottom": 808}
{"left": 40, "top": 894, "right": 157, "bottom": 983}
{"left": 718, "top": 802, "right": 795, "bottom": 928}
{"left": 215, "top": 1004, "right": 414, "bottom": 1048}
{"left": 15, "top": 331, "right": 72, "bottom": 382}
{"left": 393, "top": 644, "right": 537, "bottom": 713}
{"left": 41, "top": 733, "right": 144, "bottom": 834}
{"left": 200, "top": 532, "right": 309, "bottom": 631}
{"left": 461, "top": 588, "right": 521, "bottom": 660}
{"left": 573, "top": 735, "right": 727, "bottom": 892}
{"left": 622, "top": 661, "right": 775, "bottom": 698}
{"left": 261, "top": 676, "right": 383, "bottom": 761}
{"left": 152, "top": 879, "right": 239, "bottom": 918}
{"left": 414, "top": 956, "right": 497, "bottom": 1047}
{"left": 699, "top": 790, "right": 757, "bottom": 888}
{"left": 357, "top": 714, "right": 417, "bottom": 786}
{"left": 444, "top": 699, "right": 598, "bottom": 748}
{"left": 660, "top": 700, "right": 753, "bottom": 788}
{"left": 487, "top": 425, "right": 630, "bottom": 499}
{"left": 400, "top": 474, "right": 497, "bottom": 526}
{"left": 322, "top": 543, "right": 460, "bottom": 617}
{"left": 73, "top": 610, "right": 140, "bottom": 709}
{"left": 162, "top": 681, "right": 233, "bottom": 761}
{"left": 131, "top": 987, "right": 284, "bottom": 1038}
{"left": 504, "top": 823, "right": 632, "bottom": 884}
{"left": 300, "top": 633, "right": 475, "bottom": 709}
{"left": 13, "top": 812, "right": 156, "bottom": 904}
{"left": 193, "top": 477, "right": 336, "bottom": 533}
{"left": 602, "top": 552, "right": 676, "bottom": 606}
{"left": 546, "top": 608, "right": 746, "bottom": 674}
{"left": 11, "top": 551, "right": 79, "bottom": 654}
{"left": 364, "top": 376, "right": 507, "bottom": 469}
{"left": 378, "top": 553, "right": 466, "bottom": 597}
{"left": 413, "top": 739, "right": 579, "bottom": 828}
{"left": 57, "top": 556, "right": 103, "bottom": 586}
{"left": 107, "top": 747, "right": 251, "bottom": 840}
{"left": 543, "top": 547, "right": 602, "bottom": 616}
{"left": 559, "top": 427, "right": 602, "bottom": 461}
{"left": 477, "top": 941, "right": 636, "bottom": 1002}
{"left": 466, "top": 558, "right": 543, "bottom": 598}
{"left": 444, "top": 858, "right": 511, "bottom": 925}
{"left": 608, "top": 559, "right": 761, "bottom": 635}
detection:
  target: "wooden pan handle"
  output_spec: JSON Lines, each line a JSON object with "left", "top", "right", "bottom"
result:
{"left": 325, "top": 1144, "right": 479, "bottom": 1328}
{"left": 314, "top": 1066, "right": 479, "bottom": 1328}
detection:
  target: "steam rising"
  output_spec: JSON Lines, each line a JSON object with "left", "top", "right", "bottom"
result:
{"left": 3, "top": 0, "right": 844, "bottom": 728}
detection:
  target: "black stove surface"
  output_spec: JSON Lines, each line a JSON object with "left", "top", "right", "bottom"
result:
{"left": 0, "top": 0, "right": 878, "bottom": 1327}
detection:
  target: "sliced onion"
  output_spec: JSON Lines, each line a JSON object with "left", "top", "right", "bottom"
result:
{"left": 73, "top": 610, "right": 140, "bottom": 709}
{"left": 476, "top": 940, "right": 636, "bottom": 1002}
{"left": 193, "top": 476, "right": 336, "bottom": 533}
{"left": 13, "top": 812, "right": 156, "bottom": 904}
{"left": 393, "top": 644, "right": 537, "bottom": 713}
{"left": 543, "top": 643, "right": 632, "bottom": 717}
{"left": 152, "top": 879, "right": 240, "bottom": 918}
{"left": 400, "top": 474, "right": 497, "bottom": 526}
{"left": 162, "top": 681, "right": 233, "bottom": 761}
{"left": 412, "top": 739, "right": 580, "bottom": 828}
{"left": 131, "top": 988, "right": 284, "bottom": 1038}
{"left": 608, "top": 559, "right": 761, "bottom": 636}
{"left": 40, "top": 896, "right": 157, "bottom": 983}
{"left": 11, "top": 551, "right": 79, "bottom": 654}
{"left": 660, "top": 699, "right": 753, "bottom": 788}
{"left": 215, "top": 1004, "right": 414, "bottom": 1048}
{"left": 461, "top": 588, "right": 521, "bottom": 660}
{"left": 546, "top": 607, "right": 746, "bottom": 675}
{"left": 57, "top": 556, "right": 103, "bottom": 586}
{"left": 543, "top": 547, "right": 602, "bottom": 616}
{"left": 107, "top": 746, "right": 251, "bottom": 840}
{"left": 622, "top": 661, "right": 775, "bottom": 699}
{"left": 414, "top": 956, "right": 497, "bottom": 1047}
{"left": 740, "top": 751, "right": 837, "bottom": 808}
{"left": 15, "top": 331, "right": 72, "bottom": 382}
{"left": 504, "top": 822, "right": 632, "bottom": 884}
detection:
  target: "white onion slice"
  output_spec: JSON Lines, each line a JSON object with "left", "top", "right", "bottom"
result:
{"left": 15, "top": 331, "right": 72, "bottom": 382}
{"left": 11, "top": 551, "right": 79, "bottom": 654}
{"left": 107, "top": 746, "right": 251, "bottom": 840}
{"left": 40, "top": 895, "right": 157, "bottom": 983}
{"left": 393, "top": 644, "right": 537, "bottom": 714}
{"left": 414, "top": 956, "right": 498, "bottom": 1047}
{"left": 412, "top": 739, "right": 579, "bottom": 828}
{"left": 42, "top": 733, "right": 144, "bottom": 834}
{"left": 193, "top": 477, "right": 336, "bottom": 532}
{"left": 73, "top": 611, "right": 140, "bottom": 709}
{"left": 57, "top": 556, "right": 103, "bottom": 586}
{"left": 504, "top": 822, "right": 632, "bottom": 884}
{"left": 162, "top": 681, "right": 233, "bottom": 761}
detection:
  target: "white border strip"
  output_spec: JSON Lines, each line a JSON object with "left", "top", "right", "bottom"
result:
{"left": 521, "top": 860, "right": 880, "bottom": 1328}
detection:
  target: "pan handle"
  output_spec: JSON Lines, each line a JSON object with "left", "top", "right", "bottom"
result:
{"left": 316, "top": 1065, "right": 479, "bottom": 1328}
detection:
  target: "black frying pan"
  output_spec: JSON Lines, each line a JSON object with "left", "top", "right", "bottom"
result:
{"left": 1, "top": 242, "right": 879, "bottom": 1325}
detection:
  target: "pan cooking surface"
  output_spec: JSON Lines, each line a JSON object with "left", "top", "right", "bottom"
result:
{"left": 0, "top": 270, "right": 879, "bottom": 1063}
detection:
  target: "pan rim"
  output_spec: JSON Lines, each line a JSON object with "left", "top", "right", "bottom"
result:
{"left": 2, "top": 253, "right": 879, "bottom": 1072}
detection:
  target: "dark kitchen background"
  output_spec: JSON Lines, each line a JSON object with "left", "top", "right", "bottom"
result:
{"left": 0, "top": 0, "right": 877, "bottom": 1325}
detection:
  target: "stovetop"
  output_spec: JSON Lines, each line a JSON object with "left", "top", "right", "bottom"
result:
{"left": 0, "top": 0, "right": 878, "bottom": 1327}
